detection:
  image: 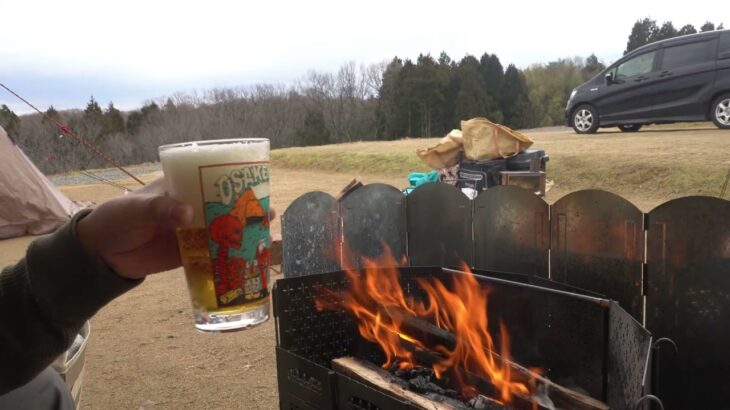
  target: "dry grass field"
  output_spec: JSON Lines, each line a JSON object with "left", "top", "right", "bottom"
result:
{"left": 0, "top": 124, "right": 727, "bottom": 409}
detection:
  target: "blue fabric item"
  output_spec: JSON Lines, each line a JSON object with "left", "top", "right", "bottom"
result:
{"left": 407, "top": 171, "right": 440, "bottom": 188}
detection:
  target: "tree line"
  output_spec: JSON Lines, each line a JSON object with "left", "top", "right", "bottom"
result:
{"left": 625, "top": 18, "right": 724, "bottom": 54}
{"left": 2, "top": 54, "right": 604, "bottom": 175}
{"left": 0, "top": 17, "right": 723, "bottom": 175}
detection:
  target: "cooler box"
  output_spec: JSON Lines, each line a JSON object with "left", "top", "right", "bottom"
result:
{"left": 457, "top": 159, "right": 506, "bottom": 191}
{"left": 52, "top": 321, "right": 89, "bottom": 408}
{"left": 505, "top": 149, "right": 549, "bottom": 172}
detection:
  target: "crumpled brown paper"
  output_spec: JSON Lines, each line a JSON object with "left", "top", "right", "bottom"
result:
{"left": 461, "top": 117, "right": 533, "bottom": 160}
{"left": 416, "top": 129, "right": 464, "bottom": 170}
{"left": 416, "top": 118, "right": 535, "bottom": 170}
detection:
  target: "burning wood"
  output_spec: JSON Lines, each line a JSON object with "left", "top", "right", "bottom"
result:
{"left": 315, "top": 246, "right": 610, "bottom": 409}
{"left": 333, "top": 356, "right": 504, "bottom": 410}
{"left": 314, "top": 247, "right": 530, "bottom": 403}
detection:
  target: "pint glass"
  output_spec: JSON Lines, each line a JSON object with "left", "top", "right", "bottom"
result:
{"left": 159, "top": 139, "right": 271, "bottom": 332}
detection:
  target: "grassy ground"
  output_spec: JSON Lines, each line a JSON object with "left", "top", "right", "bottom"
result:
{"left": 272, "top": 122, "right": 730, "bottom": 209}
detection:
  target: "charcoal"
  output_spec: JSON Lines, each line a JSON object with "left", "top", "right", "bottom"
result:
{"left": 426, "top": 382, "right": 445, "bottom": 395}
{"left": 412, "top": 366, "right": 433, "bottom": 376}
{"left": 468, "top": 394, "right": 505, "bottom": 409}
{"left": 408, "top": 375, "right": 431, "bottom": 391}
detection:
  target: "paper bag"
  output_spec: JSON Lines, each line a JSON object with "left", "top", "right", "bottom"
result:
{"left": 461, "top": 118, "right": 533, "bottom": 160}
{"left": 416, "top": 129, "right": 464, "bottom": 170}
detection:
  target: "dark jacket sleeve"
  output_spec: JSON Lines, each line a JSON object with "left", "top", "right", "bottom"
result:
{"left": 0, "top": 210, "right": 143, "bottom": 394}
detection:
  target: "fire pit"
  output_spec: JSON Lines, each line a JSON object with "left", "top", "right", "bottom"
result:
{"left": 278, "top": 182, "right": 730, "bottom": 409}
{"left": 274, "top": 266, "right": 651, "bottom": 409}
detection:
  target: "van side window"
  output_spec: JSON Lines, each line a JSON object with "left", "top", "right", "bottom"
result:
{"left": 616, "top": 51, "right": 656, "bottom": 80}
{"left": 661, "top": 40, "right": 717, "bottom": 69}
{"left": 718, "top": 32, "right": 730, "bottom": 60}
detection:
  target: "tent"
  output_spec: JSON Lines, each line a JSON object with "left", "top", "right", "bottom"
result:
{"left": 0, "top": 125, "right": 82, "bottom": 239}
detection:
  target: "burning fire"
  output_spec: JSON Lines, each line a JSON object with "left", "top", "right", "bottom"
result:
{"left": 315, "top": 246, "right": 535, "bottom": 404}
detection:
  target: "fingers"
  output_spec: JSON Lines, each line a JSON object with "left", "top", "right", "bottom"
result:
{"left": 136, "top": 177, "right": 167, "bottom": 195}
{"left": 145, "top": 196, "right": 194, "bottom": 228}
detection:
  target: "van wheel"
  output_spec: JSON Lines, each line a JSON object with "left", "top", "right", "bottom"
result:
{"left": 711, "top": 93, "right": 730, "bottom": 129}
{"left": 572, "top": 105, "right": 599, "bottom": 134}
{"left": 618, "top": 124, "right": 642, "bottom": 132}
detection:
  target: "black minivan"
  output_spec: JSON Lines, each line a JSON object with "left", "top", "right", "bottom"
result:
{"left": 566, "top": 29, "right": 730, "bottom": 133}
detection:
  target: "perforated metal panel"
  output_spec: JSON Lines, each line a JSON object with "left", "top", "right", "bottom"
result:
{"left": 551, "top": 190, "right": 644, "bottom": 320}
{"left": 340, "top": 184, "right": 407, "bottom": 269}
{"left": 646, "top": 196, "right": 730, "bottom": 410}
{"left": 473, "top": 185, "right": 549, "bottom": 276}
{"left": 275, "top": 272, "right": 357, "bottom": 365}
{"left": 282, "top": 192, "right": 341, "bottom": 278}
{"left": 406, "top": 183, "right": 473, "bottom": 268}
{"left": 276, "top": 347, "right": 337, "bottom": 410}
{"left": 606, "top": 302, "right": 652, "bottom": 410}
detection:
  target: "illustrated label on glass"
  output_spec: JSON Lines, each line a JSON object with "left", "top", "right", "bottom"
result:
{"left": 199, "top": 162, "right": 270, "bottom": 308}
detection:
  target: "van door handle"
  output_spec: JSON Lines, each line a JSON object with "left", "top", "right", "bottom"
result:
{"left": 658, "top": 70, "right": 673, "bottom": 78}
{"left": 633, "top": 76, "right": 648, "bottom": 82}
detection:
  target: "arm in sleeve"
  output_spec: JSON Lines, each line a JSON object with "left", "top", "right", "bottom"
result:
{"left": 0, "top": 210, "right": 143, "bottom": 394}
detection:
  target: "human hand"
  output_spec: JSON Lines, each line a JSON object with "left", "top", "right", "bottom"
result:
{"left": 75, "top": 178, "right": 193, "bottom": 280}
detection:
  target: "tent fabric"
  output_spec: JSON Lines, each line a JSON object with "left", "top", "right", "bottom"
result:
{"left": 0, "top": 126, "right": 81, "bottom": 239}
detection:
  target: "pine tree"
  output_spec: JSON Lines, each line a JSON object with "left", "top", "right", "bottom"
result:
{"left": 104, "top": 102, "right": 126, "bottom": 134}
{"left": 83, "top": 96, "right": 103, "bottom": 122}
{"left": 437, "top": 52, "right": 456, "bottom": 132}
{"left": 45, "top": 106, "right": 60, "bottom": 121}
{"left": 452, "top": 56, "right": 493, "bottom": 123}
{"left": 375, "top": 57, "right": 404, "bottom": 140}
{"left": 296, "top": 108, "right": 330, "bottom": 146}
{"left": 653, "top": 21, "right": 678, "bottom": 41}
{"left": 700, "top": 21, "right": 715, "bottom": 32}
{"left": 0, "top": 104, "right": 20, "bottom": 139}
{"left": 479, "top": 53, "right": 504, "bottom": 106}
{"left": 408, "top": 54, "right": 448, "bottom": 138}
{"left": 126, "top": 102, "right": 160, "bottom": 135}
{"left": 625, "top": 18, "right": 659, "bottom": 54}
{"left": 396, "top": 59, "right": 419, "bottom": 137}
{"left": 500, "top": 65, "right": 532, "bottom": 129}
{"left": 582, "top": 54, "right": 605, "bottom": 81}
{"left": 678, "top": 24, "right": 697, "bottom": 36}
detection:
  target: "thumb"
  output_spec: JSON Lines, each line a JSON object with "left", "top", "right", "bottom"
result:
{"left": 143, "top": 196, "right": 194, "bottom": 228}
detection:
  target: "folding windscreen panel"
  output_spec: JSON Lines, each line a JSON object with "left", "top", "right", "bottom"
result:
{"left": 473, "top": 185, "right": 549, "bottom": 277}
{"left": 282, "top": 191, "right": 341, "bottom": 278}
{"left": 406, "top": 183, "right": 473, "bottom": 268}
{"left": 282, "top": 184, "right": 730, "bottom": 409}
{"left": 340, "top": 183, "right": 407, "bottom": 269}
{"left": 646, "top": 196, "right": 730, "bottom": 410}
{"left": 550, "top": 190, "right": 644, "bottom": 320}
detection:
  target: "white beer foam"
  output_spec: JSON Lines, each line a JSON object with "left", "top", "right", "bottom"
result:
{"left": 160, "top": 139, "right": 269, "bottom": 227}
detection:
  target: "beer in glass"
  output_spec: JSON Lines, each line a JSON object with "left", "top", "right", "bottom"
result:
{"left": 159, "top": 139, "right": 271, "bottom": 332}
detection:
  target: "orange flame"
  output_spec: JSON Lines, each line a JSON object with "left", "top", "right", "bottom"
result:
{"left": 315, "top": 246, "right": 534, "bottom": 403}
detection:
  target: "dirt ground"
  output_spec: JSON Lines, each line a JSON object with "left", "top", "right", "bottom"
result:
{"left": 0, "top": 126, "right": 727, "bottom": 409}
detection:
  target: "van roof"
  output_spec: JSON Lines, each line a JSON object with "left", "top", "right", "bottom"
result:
{"left": 628, "top": 29, "right": 728, "bottom": 57}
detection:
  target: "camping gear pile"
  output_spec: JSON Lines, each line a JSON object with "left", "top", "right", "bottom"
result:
{"left": 416, "top": 118, "right": 549, "bottom": 197}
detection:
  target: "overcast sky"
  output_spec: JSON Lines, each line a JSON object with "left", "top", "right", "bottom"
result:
{"left": 0, "top": 0, "right": 723, "bottom": 114}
